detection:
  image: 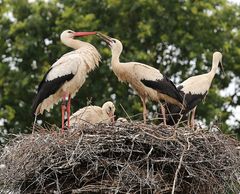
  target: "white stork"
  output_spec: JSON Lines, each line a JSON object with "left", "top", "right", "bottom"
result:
{"left": 69, "top": 101, "right": 115, "bottom": 127}
{"left": 97, "top": 33, "right": 184, "bottom": 124}
{"left": 166, "top": 51, "right": 223, "bottom": 127}
{"left": 32, "top": 30, "right": 101, "bottom": 131}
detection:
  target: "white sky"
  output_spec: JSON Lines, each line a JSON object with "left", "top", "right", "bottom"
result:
{"left": 220, "top": 79, "right": 240, "bottom": 126}
{"left": 225, "top": 0, "right": 240, "bottom": 126}
{"left": 229, "top": 0, "right": 240, "bottom": 4}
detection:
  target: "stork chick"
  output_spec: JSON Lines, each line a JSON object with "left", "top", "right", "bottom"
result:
{"left": 97, "top": 32, "right": 184, "bottom": 124}
{"left": 69, "top": 101, "right": 115, "bottom": 127}
{"left": 116, "top": 117, "right": 128, "bottom": 123}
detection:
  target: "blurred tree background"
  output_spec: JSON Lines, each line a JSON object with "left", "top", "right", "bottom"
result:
{"left": 0, "top": 0, "right": 240, "bottom": 143}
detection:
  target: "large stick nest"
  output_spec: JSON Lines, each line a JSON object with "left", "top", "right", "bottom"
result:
{"left": 0, "top": 122, "right": 239, "bottom": 194}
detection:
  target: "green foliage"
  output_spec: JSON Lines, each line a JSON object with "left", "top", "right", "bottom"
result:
{"left": 0, "top": 0, "right": 240, "bottom": 142}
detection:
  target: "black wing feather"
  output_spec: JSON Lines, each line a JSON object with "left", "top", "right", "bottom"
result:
{"left": 32, "top": 73, "right": 74, "bottom": 115}
{"left": 141, "top": 76, "right": 183, "bottom": 103}
{"left": 166, "top": 89, "right": 208, "bottom": 125}
{"left": 37, "top": 68, "right": 52, "bottom": 92}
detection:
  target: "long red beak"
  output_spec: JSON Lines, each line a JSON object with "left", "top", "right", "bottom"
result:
{"left": 73, "top": 32, "right": 96, "bottom": 37}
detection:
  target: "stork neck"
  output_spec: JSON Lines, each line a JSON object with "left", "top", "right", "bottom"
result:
{"left": 209, "top": 61, "right": 219, "bottom": 78}
{"left": 111, "top": 51, "right": 121, "bottom": 66}
{"left": 62, "top": 38, "right": 83, "bottom": 50}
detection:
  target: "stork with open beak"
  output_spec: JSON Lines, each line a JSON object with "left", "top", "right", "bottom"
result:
{"left": 32, "top": 30, "right": 101, "bottom": 132}
{"left": 97, "top": 32, "right": 184, "bottom": 124}
{"left": 166, "top": 51, "right": 224, "bottom": 127}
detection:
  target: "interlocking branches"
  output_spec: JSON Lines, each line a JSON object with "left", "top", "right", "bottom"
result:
{"left": 0, "top": 122, "right": 239, "bottom": 194}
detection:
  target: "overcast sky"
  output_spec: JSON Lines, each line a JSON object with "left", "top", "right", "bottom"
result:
{"left": 229, "top": 0, "right": 240, "bottom": 4}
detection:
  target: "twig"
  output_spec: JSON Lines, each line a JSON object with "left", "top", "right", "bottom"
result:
{"left": 171, "top": 144, "right": 187, "bottom": 194}
{"left": 0, "top": 122, "right": 239, "bottom": 193}
{"left": 119, "top": 103, "right": 132, "bottom": 122}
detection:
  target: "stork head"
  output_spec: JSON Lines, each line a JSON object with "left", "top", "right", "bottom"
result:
{"left": 102, "top": 101, "right": 116, "bottom": 122}
{"left": 60, "top": 30, "right": 96, "bottom": 40}
{"left": 97, "top": 32, "right": 123, "bottom": 54}
{"left": 116, "top": 117, "right": 128, "bottom": 123}
{"left": 60, "top": 30, "right": 96, "bottom": 49}
{"left": 213, "top": 51, "right": 224, "bottom": 74}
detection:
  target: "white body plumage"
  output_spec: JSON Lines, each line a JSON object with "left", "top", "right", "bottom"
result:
{"left": 32, "top": 30, "right": 101, "bottom": 115}
{"left": 179, "top": 52, "right": 223, "bottom": 96}
{"left": 112, "top": 61, "right": 163, "bottom": 101}
{"left": 96, "top": 33, "right": 184, "bottom": 124}
{"left": 69, "top": 101, "right": 115, "bottom": 126}
{"left": 166, "top": 52, "right": 223, "bottom": 126}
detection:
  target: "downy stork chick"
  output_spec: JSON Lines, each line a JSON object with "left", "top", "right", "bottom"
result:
{"left": 166, "top": 51, "right": 224, "bottom": 127}
{"left": 116, "top": 117, "right": 128, "bottom": 123}
{"left": 97, "top": 32, "right": 184, "bottom": 124}
{"left": 32, "top": 30, "right": 101, "bottom": 131}
{"left": 69, "top": 101, "right": 115, "bottom": 127}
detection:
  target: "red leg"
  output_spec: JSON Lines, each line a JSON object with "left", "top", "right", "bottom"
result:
{"left": 67, "top": 94, "right": 71, "bottom": 128}
{"left": 160, "top": 103, "right": 167, "bottom": 126}
{"left": 141, "top": 97, "right": 147, "bottom": 124}
{"left": 190, "top": 107, "right": 197, "bottom": 128}
{"left": 61, "top": 94, "right": 67, "bottom": 133}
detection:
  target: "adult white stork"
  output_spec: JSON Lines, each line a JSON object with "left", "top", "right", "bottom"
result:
{"left": 69, "top": 101, "right": 115, "bottom": 127}
{"left": 97, "top": 33, "right": 184, "bottom": 124}
{"left": 32, "top": 30, "right": 101, "bottom": 131}
{"left": 166, "top": 51, "right": 223, "bottom": 127}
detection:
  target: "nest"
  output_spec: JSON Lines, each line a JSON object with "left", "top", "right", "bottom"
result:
{"left": 0, "top": 122, "right": 239, "bottom": 194}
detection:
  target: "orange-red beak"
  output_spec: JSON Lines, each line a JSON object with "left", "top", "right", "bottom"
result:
{"left": 73, "top": 32, "right": 96, "bottom": 37}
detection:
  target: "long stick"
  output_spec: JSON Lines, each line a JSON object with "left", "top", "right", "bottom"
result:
{"left": 119, "top": 104, "right": 132, "bottom": 122}
{"left": 171, "top": 144, "right": 186, "bottom": 194}
{"left": 32, "top": 114, "right": 37, "bottom": 133}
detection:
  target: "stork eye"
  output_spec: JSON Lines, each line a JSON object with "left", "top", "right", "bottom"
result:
{"left": 67, "top": 30, "right": 72, "bottom": 33}
{"left": 112, "top": 40, "right": 116, "bottom": 43}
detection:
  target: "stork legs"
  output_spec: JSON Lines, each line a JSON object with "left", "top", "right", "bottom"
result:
{"left": 160, "top": 103, "right": 167, "bottom": 126}
{"left": 188, "top": 106, "right": 197, "bottom": 128}
{"left": 61, "top": 94, "right": 71, "bottom": 132}
{"left": 141, "top": 97, "right": 147, "bottom": 124}
{"left": 61, "top": 95, "right": 67, "bottom": 132}
{"left": 140, "top": 97, "right": 167, "bottom": 125}
{"left": 66, "top": 94, "right": 71, "bottom": 127}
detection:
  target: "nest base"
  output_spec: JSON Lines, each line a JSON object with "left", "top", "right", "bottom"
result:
{"left": 0, "top": 122, "right": 239, "bottom": 194}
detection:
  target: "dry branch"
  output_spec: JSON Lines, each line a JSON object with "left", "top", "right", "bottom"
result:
{"left": 0, "top": 122, "right": 239, "bottom": 194}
